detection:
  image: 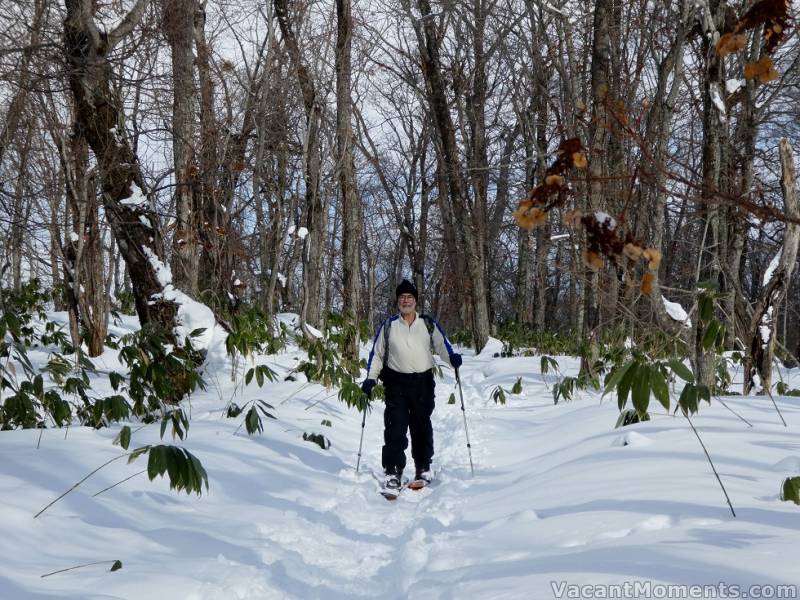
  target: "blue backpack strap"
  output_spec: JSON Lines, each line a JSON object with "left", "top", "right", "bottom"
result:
{"left": 381, "top": 315, "right": 400, "bottom": 370}
{"left": 366, "top": 316, "right": 393, "bottom": 378}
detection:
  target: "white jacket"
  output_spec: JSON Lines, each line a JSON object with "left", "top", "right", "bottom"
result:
{"left": 366, "top": 313, "right": 454, "bottom": 380}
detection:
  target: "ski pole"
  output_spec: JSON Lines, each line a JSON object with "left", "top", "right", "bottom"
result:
{"left": 455, "top": 367, "right": 475, "bottom": 476}
{"left": 355, "top": 395, "right": 368, "bottom": 473}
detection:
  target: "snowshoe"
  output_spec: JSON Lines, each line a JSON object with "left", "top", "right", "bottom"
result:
{"left": 409, "top": 466, "right": 433, "bottom": 491}
{"left": 380, "top": 472, "right": 406, "bottom": 501}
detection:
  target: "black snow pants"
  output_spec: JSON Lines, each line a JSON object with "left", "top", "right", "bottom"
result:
{"left": 380, "top": 367, "right": 435, "bottom": 475}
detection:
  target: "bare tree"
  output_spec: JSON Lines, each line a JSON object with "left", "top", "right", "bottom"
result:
{"left": 336, "top": 0, "right": 362, "bottom": 358}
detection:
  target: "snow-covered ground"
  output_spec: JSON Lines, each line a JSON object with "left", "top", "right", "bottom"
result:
{"left": 2, "top": 317, "right": 800, "bottom": 599}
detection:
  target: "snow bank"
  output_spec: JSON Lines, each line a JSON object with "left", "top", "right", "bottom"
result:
{"left": 3, "top": 321, "right": 800, "bottom": 598}
{"left": 477, "top": 336, "right": 504, "bottom": 357}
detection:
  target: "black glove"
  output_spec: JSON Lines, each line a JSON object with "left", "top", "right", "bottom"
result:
{"left": 361, "top": 379, "right": 376, "bottom": 398}
{"left": 450, "top": 353, "right": 462, "bottom": 369}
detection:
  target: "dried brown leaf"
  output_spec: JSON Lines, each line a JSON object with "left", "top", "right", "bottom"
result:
{"left": 744, "top": 56, "right": 779, "bottom": 83}
{"left": 563, "top": 209, "right": 583, "bottom": 228}
{"left": 642, "top": 248, "right": 662, "bottom": 271}
{"left": 514, "top": 205, "right": 547, "bottom": 230}
{"left": 545, "top": 174, "right": 565, "bottom": 187}
{"left": 640, "top": 272, "right": 655, "bottom": 296}
{"left": 715, "top": 33, "right": 747, "bottom": 57}
{"left": 582, "top": 249, "right": 603, "bottom": 271}
{"left": 623, "top": 242, "right": 643, "bottom": 261}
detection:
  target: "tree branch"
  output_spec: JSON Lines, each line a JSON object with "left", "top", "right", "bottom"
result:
{"left": 107, "top": 0, "right": 150, "bottom": 51}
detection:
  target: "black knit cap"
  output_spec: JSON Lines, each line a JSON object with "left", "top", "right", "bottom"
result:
{"left": 395, "top": 279, "right": 418, "bottom": 301}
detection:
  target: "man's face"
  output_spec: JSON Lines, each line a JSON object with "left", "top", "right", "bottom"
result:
{"left": 398, "top": 293, "right": 416, "bottom": 314}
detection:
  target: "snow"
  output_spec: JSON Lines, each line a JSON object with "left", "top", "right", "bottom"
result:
{"left": 710, "top": 85, "right": 727, "bottom": 122}
{"left": 69, "top": 232, "right": 79, "bottom": 242}
{"left": 276, "top": 272, "right": 287, "bottom": 287}
{"left": 763, "top": 249, "right": 782, "bottom": 287}
{"left": 274, "top": 312, "right": 323, "bottom": 339}
{"left": 759, "top": 306, "right": 774, "bottom": 350}
{"left": 594, "top": 211, "right": 616, "bottom": 229}
{"left": 287, "top": 225, "right": 296, "bottom": 235}
{"left": 2, "top": 320, "right": 800, "bottom": 598}
{"left": 611, "top": 431, "right": 653, "bottom": 447}
{"left": 141, "top": 247, "right": 172, "bottom": 288}
{"left": 726, "top": 78, "right": 744, "bottom": 94}
{"left": 476, "top": 336, "right": 504, "bottom": 357}
{"left": 119, "top": 183, "right": 147, "bottom": 208}
{"left": 162, "top": 286, "right": 227, "bottom": 360}
{"left": 663, "top": 297, "right": 692, "bottom": 328}
{"left": 297, "top": 227, "right": 309, "bottom": 239}
{"left": 139, "top": 248, "right": 226, "bottom": 358}
{"left": 138, "top": 216, "right": 150, "bottom": 228}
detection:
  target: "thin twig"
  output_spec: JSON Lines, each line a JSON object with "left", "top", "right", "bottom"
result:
{"left": 303, "top": 390, "right": 339, "bottom": 411}
{"left": 279, "top": 382, "right": 313, "bottom": 406}
{"left": 685, "top": 413, "right": 736, "bottom": 518}
{"left": 34, "top": 453, "right": 130, "bottom": 519}
{"left": 41, "top": 560, "right": 118, "bottom": 578}
{"left": 92, "top": 469, "right": 146, "bottom": 497}
{"left": 714, "top": 396, "right": 753, "bottom": 428}
{"left": 764, "top": 386, "right": 788, "bottom": 427}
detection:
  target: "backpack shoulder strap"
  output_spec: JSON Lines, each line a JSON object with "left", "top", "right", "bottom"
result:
{"left": 420, "top": 314, "right": 435, "bottom": 337}
{"left": 382, "top": 316, "right": 393, "bottom": 370}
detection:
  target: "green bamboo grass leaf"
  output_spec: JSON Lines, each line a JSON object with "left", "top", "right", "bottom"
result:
{"left": 650, "top": 367, "right": 670, "bottom": 412}
{"left": 702, "top": 320, "right": 720, "bottom": 351}
{"left": 669, "top": 359, "right": 694, "bottom": 383}
{"left": 114, "top": 425, "right": 131, "bottom": 450}
{"left": 617, "top": 362, "right": 639, "bottom": 410}
{"left": 632, "top": 365, "right": 651, "bottom": 417}
{"left": 603, "top": 361, "right": 634, "bottom": 398}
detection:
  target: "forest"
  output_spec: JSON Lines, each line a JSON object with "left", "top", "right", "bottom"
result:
{"left": 1, "top": 0, "right": 799, "bottom": 398}
{"left": 2, "top": 2, "right": 800, "bottom": 596}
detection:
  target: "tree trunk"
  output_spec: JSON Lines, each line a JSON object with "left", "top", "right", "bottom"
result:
{"left": 580, "top": 0, "right": 612, "bottom": 379}
{"left": 165, "top": 0, "right": 198, "bottom": 296}
{"left": 636, "top": 0, "right": 690, "bottom": 334}
{"left": 0, "top": 0, "right": 45, "bottom": 169}
{"left": 10, "top": 125, "right": 33, "bottom": 291}
{"left": 336, "top": 0, "right": 361, "bottom": 360}
{"left": 275, "top": 0, "right": 324, "bottom": 330}
{"left": 693, "top": 0, "right": 726, "bottom": 387}
{"left": 407, "top": 0, "right": 490, "bottom": 351}
{"left": 63, "top": 0, "right": 179, "bottom": 335}
{"left": 743, "top": 139, "right": 799, "bottom": 394}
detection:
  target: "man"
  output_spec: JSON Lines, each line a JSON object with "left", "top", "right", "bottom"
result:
{"left": 361, "top": 279, "right": 462, "bottom": 494}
